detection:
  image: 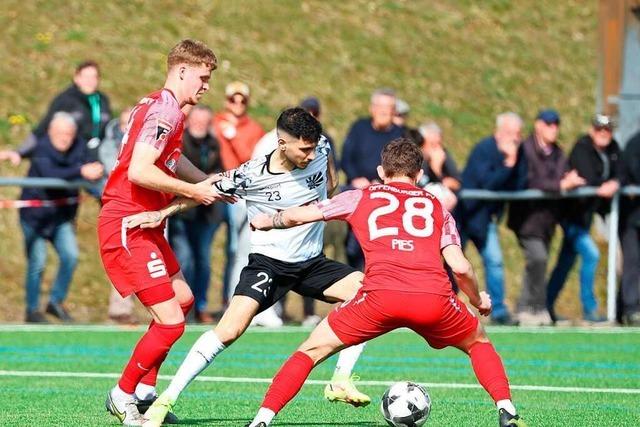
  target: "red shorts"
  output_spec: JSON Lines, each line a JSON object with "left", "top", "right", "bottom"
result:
{"left": 98, "top": 215, "right": 180, "bottom": 301}
{"left": 328, "top": 289, "right": 479, "bottom": 349}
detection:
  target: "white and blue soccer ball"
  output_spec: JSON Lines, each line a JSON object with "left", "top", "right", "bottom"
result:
{"left": 380, "top": 381, "right": 431, "bottom": 427}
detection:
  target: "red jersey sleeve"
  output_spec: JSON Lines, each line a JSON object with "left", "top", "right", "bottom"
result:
{"left": 440, "top": 204, "right": 461, "bottom": 249}
{"left": 134, "top": 98, "right": 182, "bottom": 152}
{"left": 318, "top": 190, "right": 363, "bottom": 221}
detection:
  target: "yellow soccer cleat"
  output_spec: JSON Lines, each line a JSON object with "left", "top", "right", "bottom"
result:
{"left": 324, "top": 374, "right": 371, "bottom": 407}
{"left": 141, "top": 392, "right": 175, "bottom": 427}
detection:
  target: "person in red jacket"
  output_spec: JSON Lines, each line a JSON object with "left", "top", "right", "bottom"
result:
{"left": 212, "top": 81, "right": 265, "bottom": 170}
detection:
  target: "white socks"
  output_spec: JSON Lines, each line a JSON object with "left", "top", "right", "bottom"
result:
{"left": 164, "top": 330, "right": 226, "bottom": 401}
{"left": 249, "top": 408, "right": 276, "bottom": 426}
{"left": 332, "top": 342, "right": 366, "bottom": 379}
{"left": 497, "top": 399, "right": 517, "bottom": 415}
{"left": 135, "top": 383, "right": 156, "bottom": 401}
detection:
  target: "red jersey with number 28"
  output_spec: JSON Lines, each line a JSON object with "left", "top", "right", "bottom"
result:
{"left": 101, "top": 89, "right": 185, "bottom": 218}
{"left": 319, "top": 182, "right": 460, "bottom": 295}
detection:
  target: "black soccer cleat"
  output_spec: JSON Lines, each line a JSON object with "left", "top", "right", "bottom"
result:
{"left": 499, "top": 408, "right": 527, "bottom": 427}
{"left": 244, "top": 423, "right": 267, "bottom": 427}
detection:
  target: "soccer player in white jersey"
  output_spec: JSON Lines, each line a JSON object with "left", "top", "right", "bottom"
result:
{"left": 124, "top": 108, "right": 371, "bottom": 426}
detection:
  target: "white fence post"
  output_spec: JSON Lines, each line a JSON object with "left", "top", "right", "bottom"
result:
{"left": 607, "top": 192, "right": 620, "bottom": 322}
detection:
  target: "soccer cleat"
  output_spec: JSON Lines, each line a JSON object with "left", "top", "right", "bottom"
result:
{"left": 137, "top": 394, "right": 179, "bottom": 424}
{"left": 499, "top": 408, "right": 528, "bottom": 427}
{"left": 141, "top": 392, "right": 175, "bottom": 427}
{"left": 105, "top": 389, "right": 145, "bottom": 426}
{"left": 324, "top": 374, "right": 371, "bottom": 407}
{"left": 244, "top": 423, "right": 267, "bottom": 427}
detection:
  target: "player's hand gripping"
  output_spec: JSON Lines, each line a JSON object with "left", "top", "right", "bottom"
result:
{"left": 123, "top": 211, "right": 164, "bottom": 229}
{"left": 473, "top": 291, "right": 492, "bottom": 317}
{"left": 189, "top": 175, "right": 237, "bottom": 205}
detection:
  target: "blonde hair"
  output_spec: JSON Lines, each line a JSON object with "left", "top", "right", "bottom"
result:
{"left": 167, "top": 39, "right": 217, "bottom": 71}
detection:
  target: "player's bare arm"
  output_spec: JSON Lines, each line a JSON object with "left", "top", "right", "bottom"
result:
{"left": 128, "top": 142, "right": 220, "bottom": 205}
{"left": 327, "top": 153, "right": 339, "bottom": 196}
{"left": 251, "top": 204, "right": 324, "bottom": 231}
{"left": 442, "top": 245, "right": 492, "bottom": 316}
{"left": 176, "top": 154, "right": 209, "bottom": 183}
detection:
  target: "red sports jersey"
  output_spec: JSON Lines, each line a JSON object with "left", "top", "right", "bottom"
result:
{"left": 100, "top": 89, "right": 185, "bottom": 218}
{"left": 319, "top": 182, "right": 460, "bottom": 295}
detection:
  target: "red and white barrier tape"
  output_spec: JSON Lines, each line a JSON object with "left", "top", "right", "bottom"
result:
{"left": 0, "top": 197, "right": 80, "bottom": 209}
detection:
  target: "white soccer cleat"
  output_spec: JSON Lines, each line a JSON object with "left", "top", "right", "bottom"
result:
{"left": 251, "top": 306, "right": 284, "bottom": 328}
{"left": 105, "top": 388, "right": 146, "bottom": 426}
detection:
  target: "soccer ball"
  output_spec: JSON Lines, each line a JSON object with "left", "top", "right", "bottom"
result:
{"left": 380, "top": 381, "right": 431, "bottom": 427}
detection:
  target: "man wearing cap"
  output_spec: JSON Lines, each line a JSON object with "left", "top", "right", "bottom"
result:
{"left": 212, "top": 81, "right": 265, "bottom": 314}
{"left": 507, "top": 110, "right": 585, "bottom": 326}
{"left": 546, "top": 114, "right": 623, "bottom": 323}
{"left": 213, "top": 81, "right": 265, "bottom": 170}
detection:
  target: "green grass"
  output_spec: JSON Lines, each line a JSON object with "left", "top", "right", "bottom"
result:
{"left": 1, "top": 326, "right": 639, "bottom": 426}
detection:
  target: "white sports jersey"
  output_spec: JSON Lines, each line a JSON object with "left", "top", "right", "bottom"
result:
{"left": 216, "top": 137, "right": 331, "bottom": 262}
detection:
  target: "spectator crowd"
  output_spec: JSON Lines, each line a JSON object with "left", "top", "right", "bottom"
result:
{"left": 2, "top": 60, "right": 640, "bottom": 327}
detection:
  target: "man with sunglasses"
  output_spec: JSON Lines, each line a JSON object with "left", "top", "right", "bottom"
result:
{"left": 546, "top": 114, "right": 623, "bottom": 323}
{"left": 213, "top": 81, "right": 265, "bottom": 170}
{"left": 212, "top": 81, "right": 266, "bottom": 313}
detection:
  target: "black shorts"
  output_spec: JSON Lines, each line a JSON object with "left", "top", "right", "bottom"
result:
{"left": 234, "top": 253, "right": 357, "bottom": 313}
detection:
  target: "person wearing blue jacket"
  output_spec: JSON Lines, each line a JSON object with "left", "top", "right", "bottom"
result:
{"left": 340, "top": 88, "right": 404, "bottom": 269}
{"left": 456, "top": 112, "right": 527, "bottom": 325}
{"left": 20, "top": 112, "right": 103, "bottom": 323}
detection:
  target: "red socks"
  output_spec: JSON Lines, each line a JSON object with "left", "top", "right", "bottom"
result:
{"left": 137, "top": 298, "right": 194, "bottom": 388}
{"left": 468, "top": 341, "right": 511, "bottom": 402}
{"left": 262, "top": 351, "right": 315, "bottom": 413}
{"left": 119, "top": 298, "right": 193, "bottom": 394}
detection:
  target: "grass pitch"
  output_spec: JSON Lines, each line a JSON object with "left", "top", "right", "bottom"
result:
{"left": 1, "top": 325, "right": 639, "bottom": 426}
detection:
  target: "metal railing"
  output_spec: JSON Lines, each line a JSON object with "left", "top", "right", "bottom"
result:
{"left": 2, "top": 177, "right": 639, "bottom": 322}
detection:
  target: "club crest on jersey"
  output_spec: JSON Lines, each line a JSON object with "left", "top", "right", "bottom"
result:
{"left": 164, "top": 148, "right": 181, "bottom": 172}
{"left": 156, "top": 119, "right": 173, "bottom": 142}
{"left": 306, "top": 171, "right": 324, "bottom": 190}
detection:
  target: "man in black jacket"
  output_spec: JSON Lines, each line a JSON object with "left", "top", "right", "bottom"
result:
{"left": 20, "top": 112, "right": 103, "bottom": 323}
{"left": 619, "top": 129, "right": 640, "bottom": 325}
{"left": 508, "top": 110, "right": 585, "bottom": 325}
{"left": 0, "top": 60, "right": 112, "bottom": 166}
{"left": 547, "top": 115, "right": 622, "bottom": 323}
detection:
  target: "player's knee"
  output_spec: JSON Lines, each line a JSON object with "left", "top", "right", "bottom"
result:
{"left": 297, "top": 344, "right": 331, "bottom": 365}
{"left": 214, "top": 324, "right": 244, "bottom": 346}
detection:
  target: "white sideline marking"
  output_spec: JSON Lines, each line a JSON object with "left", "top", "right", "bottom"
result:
{"left": 0, "top": 370, "right": 639, "bottom": 395}
{"left": 0, "top": 324, "right": 639, "bottom": 334}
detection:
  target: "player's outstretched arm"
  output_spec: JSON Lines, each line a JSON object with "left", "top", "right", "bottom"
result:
{"left": 176, "top": 154, "right": 208, "bottom": 184}
{"left": 251, "top": 205, "right": 325, "bottom": 231}
{"left": 442, "top": 245, "right": 492, "bottom": 316}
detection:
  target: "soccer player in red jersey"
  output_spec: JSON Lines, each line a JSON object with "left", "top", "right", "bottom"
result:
{"left": 246, "top": 138, "right": 526, "bottom": 427}
{"left": 99, "top": 39, "right": 234, "bottom": 426}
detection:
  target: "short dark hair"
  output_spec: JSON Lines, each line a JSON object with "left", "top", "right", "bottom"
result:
{"left": 75, "top": 60, "right": 99, "bottom": 75}
{"left": 381, "top": 138, "right": 423, "bottom": 179}
{"left": 276, "top": 107, "right": 322, "bottom": 143}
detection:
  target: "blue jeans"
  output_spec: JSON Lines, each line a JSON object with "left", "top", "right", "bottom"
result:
{"left": 547, "top": 221, "right": 600, "bottom": 316}
{"left": 21, "top": 220, "right": 78, "bottom": 313}
{"left": 169, "top": 217, "right": 221, "bottom": 313}
{"left": 464, "top": 222, "right": 508, "bottom": 319}
{"left": 221, "top": 203, "right": 240, "bottom": 304}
